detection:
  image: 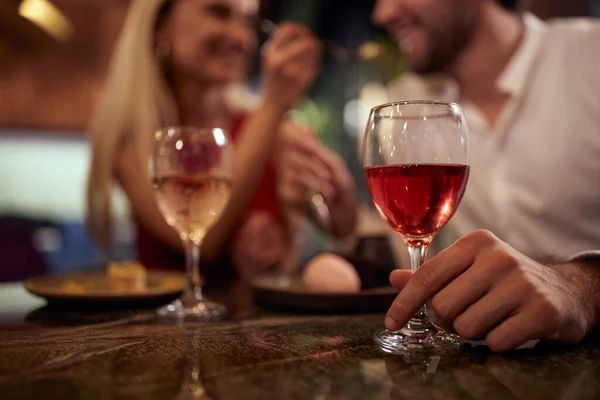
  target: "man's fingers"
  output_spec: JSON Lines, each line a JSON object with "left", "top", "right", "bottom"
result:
{"left": 430, "top": 258, "right": 499, "bottom": 329}
{"left": 451, "top": 283, "right": 522, "bottom": 340}
{"left": 384, "top": 230, "right": 499, "bottom": 331}
{"left": 485, "top": 304, "right": 561, "bottom": 352}
{"left": 389, "top": 270, "right": 412, "bottom": 290}
{"left": 385, "top": 250, "right": 472, "bottom": 330}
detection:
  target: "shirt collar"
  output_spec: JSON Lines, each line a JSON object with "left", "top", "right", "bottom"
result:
{"left": 496, "top": 13, "right": 546, "bottom": 98}
{"left": 404, "top": 12, "right": 547, "bottom": 101}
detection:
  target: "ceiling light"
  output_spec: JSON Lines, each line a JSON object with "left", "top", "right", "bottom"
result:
{"left": 18, "top": 0, "right": 73, "bottom": 41}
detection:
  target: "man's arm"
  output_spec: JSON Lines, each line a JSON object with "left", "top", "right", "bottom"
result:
{"left": 551, "top": 258, "right": 600, "bottom": 339}
{"left": 385, "top": 230, "right": 600, "bottom": 352}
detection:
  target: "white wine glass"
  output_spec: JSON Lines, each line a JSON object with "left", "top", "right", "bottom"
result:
{"left": 150, "top": 126, "right": 232, "bottom": 321}
{"left": 362, "top": 101, "right": 470, "bottom": 353}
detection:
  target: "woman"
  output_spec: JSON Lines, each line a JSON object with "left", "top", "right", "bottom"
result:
{"left": 86, "top": 0, "right": 324, "bottom": 280}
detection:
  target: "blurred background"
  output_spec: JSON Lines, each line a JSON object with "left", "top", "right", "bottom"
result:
{"left": 0, "top": 0, "right": 597, "bottom": 282}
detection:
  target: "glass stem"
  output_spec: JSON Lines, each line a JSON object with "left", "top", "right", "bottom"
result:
{"left": 183, "top": 238, "right": 203, "bottom": 302}
{"left": 405, "top": 238, "right": 432, "bottom": 329}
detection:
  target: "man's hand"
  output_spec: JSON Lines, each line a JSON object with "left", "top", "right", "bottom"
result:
{"left": 386, "top": 230, "right": 600, "bottom": 352}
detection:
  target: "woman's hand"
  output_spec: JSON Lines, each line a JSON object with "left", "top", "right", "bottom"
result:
{"left": 276, "top": 125, "right": 358, "bottom": 238}
{"left": 261, "top": 22, "right": 322, "bottom": 112}
{"left": 199, "top": 25, "right": 320, "bottom": 266}
{"left": 232, "top": 212, "right": 291, "bottom": 281}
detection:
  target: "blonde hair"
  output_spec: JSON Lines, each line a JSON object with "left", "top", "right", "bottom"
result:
{"left": 87, "top": 0, "right": 178, "bottom": 250}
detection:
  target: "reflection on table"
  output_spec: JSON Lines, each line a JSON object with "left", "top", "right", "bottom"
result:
{"left": 1, "top": 283, "right": 600, "bottom": 400}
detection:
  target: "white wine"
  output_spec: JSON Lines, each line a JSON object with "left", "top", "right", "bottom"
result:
{"left": 153, "top": 174, "right": 232, "bottom": 243}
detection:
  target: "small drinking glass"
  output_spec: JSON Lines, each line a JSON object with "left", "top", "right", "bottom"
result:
{"left": 362, "top": 101, "right": 470, "bottom": 353}
{"left": 150, "top": 126, "right": 232, "bottom": 321}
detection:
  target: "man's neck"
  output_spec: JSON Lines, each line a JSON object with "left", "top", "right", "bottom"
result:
{"left": 447, "top": 4, "right": 524, "bottom": 104}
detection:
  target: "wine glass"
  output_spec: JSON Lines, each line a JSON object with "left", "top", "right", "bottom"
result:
{"left": 362, "top": 101, "right": 470, "bottom": 353}
{"left": 150, "top": 126, "right": 233, "bottom": 321}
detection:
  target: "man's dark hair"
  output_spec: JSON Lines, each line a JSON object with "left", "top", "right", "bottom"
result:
{"left": 499, "top": 0, "right": 522, "bottom": 11}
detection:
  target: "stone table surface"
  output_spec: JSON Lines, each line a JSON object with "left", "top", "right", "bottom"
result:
{"left": 1, "top": 282, "right": 600, "bottom": 400}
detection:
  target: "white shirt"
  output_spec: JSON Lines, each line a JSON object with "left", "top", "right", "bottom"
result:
{"left": 386, "top": 14, "right": 600, "bottom": 261}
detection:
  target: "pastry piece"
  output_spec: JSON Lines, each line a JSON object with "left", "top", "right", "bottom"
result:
{"left": 107, "top": 261, "right": 147, "bottom": 292}
{"left": 60, "top": 280, "right": 85, "bottom": 294}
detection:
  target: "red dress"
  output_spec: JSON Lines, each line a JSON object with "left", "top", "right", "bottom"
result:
{"left": 136, "top": 115, "right": 283, "bottom": 272}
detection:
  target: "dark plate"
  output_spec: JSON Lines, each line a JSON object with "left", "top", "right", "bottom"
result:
{"left": 251, "top": 275, "right": 397, "bottom": 313}
{"left": 25, "top": 270, "right": 185, "bottom": 309}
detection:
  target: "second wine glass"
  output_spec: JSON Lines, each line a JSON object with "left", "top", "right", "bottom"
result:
{"left": 151, "top": 126, "right": 233, "bottom": 321}
{"left": 362, "top": 101, "right": 470, "bottom": 354}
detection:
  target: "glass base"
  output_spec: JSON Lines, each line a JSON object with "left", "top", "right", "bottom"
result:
{"left": 176, "top": 367, "right": 214, "bottom": 400}
{"left": 374, "top": 328, "right": 462, "bottom": 355}
{"left": 158, "top": 290, "right": 227, "bottom": 321}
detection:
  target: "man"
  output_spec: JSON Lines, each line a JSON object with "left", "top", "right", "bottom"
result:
{"left": 371, "top": 0, "right": 600, "bottom": 351}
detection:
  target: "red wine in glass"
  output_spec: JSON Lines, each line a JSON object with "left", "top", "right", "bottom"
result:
{"left": 362, "top": 100, "right": 470, "bottom": 354}
{"left": 365, "top": 164, "right": 469, "bottom": 237}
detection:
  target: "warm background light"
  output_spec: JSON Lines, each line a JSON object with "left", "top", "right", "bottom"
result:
{"left": 19, "top": 0, "right": 73, "bottom": 41}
